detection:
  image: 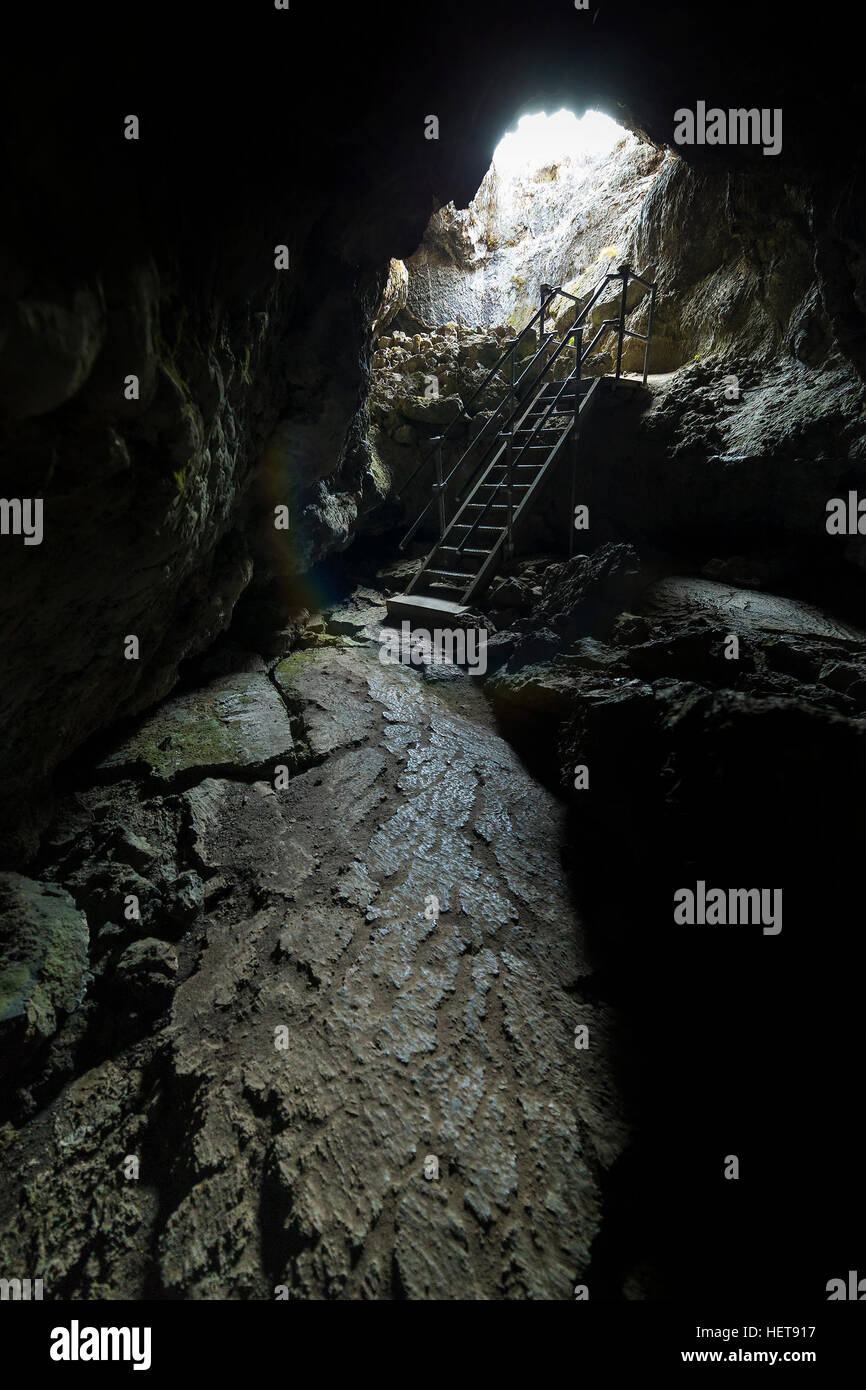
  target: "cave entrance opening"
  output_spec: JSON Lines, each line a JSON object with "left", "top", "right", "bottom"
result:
{"left": 491, "top": 107, "right": 626, "bottom": 178}
{"left": 367, "top": 107, "right": 666, "bottom": 559}
{"left": 385, "top": 106, "right": 641, "bottom": 340}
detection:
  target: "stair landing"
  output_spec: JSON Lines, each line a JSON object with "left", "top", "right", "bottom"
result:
{"left": 385, "top": 594, "right": 471, "bottom": 627}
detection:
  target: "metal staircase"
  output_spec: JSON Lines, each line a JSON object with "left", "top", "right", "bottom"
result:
{"left": 387, "top": 263, "right": 657, "bottom": 625}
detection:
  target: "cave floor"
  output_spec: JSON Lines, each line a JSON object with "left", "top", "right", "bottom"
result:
{"left": 0, "top": 638, "right": 625, "bottom": 1300}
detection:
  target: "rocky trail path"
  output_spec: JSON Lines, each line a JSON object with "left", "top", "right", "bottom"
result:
{"left": 0, "top": 636, "right": 625, "bottom": 1299}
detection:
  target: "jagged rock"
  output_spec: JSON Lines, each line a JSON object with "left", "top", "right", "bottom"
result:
{"left": 486, "top": 657, "right": 588, "bottom": 727}
{"left": 479, "top": 631, "right": 517, "bottom": 672}
{"left": 106, "top": 829, "right": 160, "bottom": 875}
{"left": 507, "top": 627, "right": 563, "bottom": 670}
{"left": 37, "top": 782, "right": 187, "bottom": 945}
{"left": 114, "top": 938, "right": 178, "bottom": 1011}
{"left": 488, "top": 567, "right": 866, "bottom": 824}
{"left": 326, "top": 589, "right": 388, "bottom": 639}
{"left": 567, "top": 358, "right": 866, "bottom": 573}
{"left": 371, "top": 258, "right": 408, "bottom": 339}
{"left": 398, "top": 393, "right": 463, "bottom": 425}
{"left": 165, "top": 870, "right": 205, "bottom": 926}
{"left": 488, "top": 576, "right": 533, "bottom": 613}
{"left": 538, "top": 542, "right": 652, "bottom": 634}
{"left": 184, "top": 779, "right": 317, "bottom": 896}
{"left": 405, "top": 137, "right": 666, "bottom": 331}
{"left": 71, "top": 865, "right": 160, "bottom": 929}
{"left": 376, "top": 556, "right": 425, "bottom": 592}
{"left": 579, "top": 350, "right": 615, "bottom": 378}
{"left": 0, "top": 875, "right": 90, "bottom": 1067}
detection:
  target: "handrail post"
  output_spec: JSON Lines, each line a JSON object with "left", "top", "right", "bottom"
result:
{"left": 615, "top": 263, "right": 630, "bottom": 382}
{"left": 643, "top": 282, "right": 657, "bottom": 387}
{"left": 432, "top": 436, "right": 446, "bottom": 538}
{"left": 569, "top": 452, "right": 576, "bottom": 560}
{"left": 505, "top": 429, "right": 514, "bottom": 558}
{"left": 570, "top": 327, "right": 582, "bottom": 559}
{"left": 539, "top": 282, "right": 553, "bottom": 350}
{"left": 574, "top": 325, "right": 583, "bottom": 394}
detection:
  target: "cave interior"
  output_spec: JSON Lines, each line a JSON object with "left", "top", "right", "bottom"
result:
{"left": 0, "top": 1, "right": 863, "bottom": 1305}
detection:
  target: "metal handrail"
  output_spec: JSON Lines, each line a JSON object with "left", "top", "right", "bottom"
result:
{"left": 397, "top": 264, "right": 657, "bottom": 550}
{"left": 456, "top": 326, "right": 586, "bottom": 552}
{"left": 397, "top": 291, "right": 559, "bottom": 499}
{"left": 443, "top": 276, "right": 626, "bottom": 515}
{"left": 398, "top": 324, "right": 559, "bottom": 549}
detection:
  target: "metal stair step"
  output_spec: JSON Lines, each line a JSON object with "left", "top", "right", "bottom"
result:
{"left": 485, "top": 469, "right": 542, "bottom": 478}
{"left": 424, "top": 568, "right": 480, "bottom": 581}
{"left": 395, "top": 268, "right": 654, "bottom": 611}
{"left": 438, "top": 546, "right": 492, "bottom": 555}
{"left": 540, "top": 382, "right": 587, "bottom": 397}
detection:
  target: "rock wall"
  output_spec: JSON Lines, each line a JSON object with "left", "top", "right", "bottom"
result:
{"left": 405, "top": 134, "right": 668, "bottom": 330}
{"left": 0, "top": 254, "right": 293, "bottom": 860}
{"left": 1, "top": 0, "right": 864, "bottom": 860}
{"left": 402, "top": 143, "right": 836, "bottom": 379}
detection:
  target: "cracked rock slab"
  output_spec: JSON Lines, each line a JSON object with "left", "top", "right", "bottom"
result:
{"left": 98, "top": 673, "right": 295, "bottom": 784}
{"left": 640, "top": 576, "right": 866, "bottom": 642}
{"left": 158, "top": 647, "right": 626, "bottom": 1299}
{"left": 0, "top": 645, "right": 626, "bottom": 1300}
{"left": 274, "top": 648, "right": 381, "bottom": 757}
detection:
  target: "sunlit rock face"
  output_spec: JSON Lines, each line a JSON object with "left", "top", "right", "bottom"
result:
{"left": 366, "top": 116, "right": 861, "bottom": 550}
{"left": 621, "top": 162, "right": 833, "bottom": 373}
{"left": 400, "top": 120, "right": 836, "bottom": 379}
{"left": 405, "top": 119, "right": 667, "bottom": 331}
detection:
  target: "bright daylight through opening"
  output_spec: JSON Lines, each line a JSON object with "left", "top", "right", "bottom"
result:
{"left": 491, "top": 108, "right": 627, "bottom": 177}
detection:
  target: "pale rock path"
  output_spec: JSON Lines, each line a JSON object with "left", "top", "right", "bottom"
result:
{"left": 0, "top": 644, "right": 626, "bottom": 1299}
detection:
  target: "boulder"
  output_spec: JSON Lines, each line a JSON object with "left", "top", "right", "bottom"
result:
{"left": 165, "top": 871, "right": 205, "bottom": 927}
{"left": 326, "top": 590, "right": 388, "bottom": 640}
{"left": 398, "top": 393, "right": 463, "bottom": 425}
{"left": 0, "top": 874, "right": 90, "bottom": 1067}
{"left": 114, "top": 938, "right": 178, "bottom": 1012}
{"left": 538, "top": 542, "right": 653, "bottom": 634}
